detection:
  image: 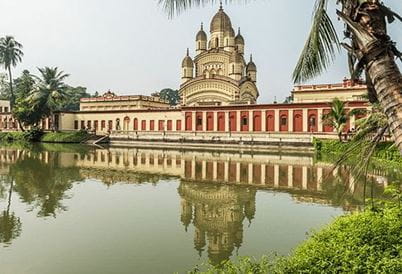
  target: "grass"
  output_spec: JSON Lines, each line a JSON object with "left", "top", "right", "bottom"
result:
{"left": 40, "top": 131, "right": 90, "bottom": 143}
{"left": 190, "top": 203, "right": 402, "bottom": 273}
{"left": 313, "top": 139, "right": 402, "bottom": 165}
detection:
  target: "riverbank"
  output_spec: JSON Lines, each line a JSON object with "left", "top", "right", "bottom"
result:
{"left": 313, "top": 139, "right": 402, "bottom": 166}
{"left": 191, "top": 203, "right": 402, "bottom": 273}
{"left": 0, "top": 130, "right": 90, "bottom": 143}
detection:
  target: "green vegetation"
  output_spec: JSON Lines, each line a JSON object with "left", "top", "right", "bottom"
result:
{"left": 40, "top": 131, "right": 90, "bottom": 143}
{"left": 0, "top": 130, "right": 90, "bottom": 144}
{"left": 0, "top": 36, "right": 24, "bottom": 106}
{"left": 314, "top": 139, "right": 402, "bottom": 165}
{"left": 151, "top": 88, "right": 180, "bottom": 106}
{"left": 190, "top": 202, "right": 402, "bottom": 273}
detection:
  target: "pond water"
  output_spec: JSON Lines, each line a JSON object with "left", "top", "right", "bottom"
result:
{"left": 0, "top": 144, "right": 391, "bottom": 274}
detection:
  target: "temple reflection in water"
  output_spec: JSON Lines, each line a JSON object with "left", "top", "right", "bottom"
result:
{"left": 0, "top": 146, "right": 389, "bottom": 261}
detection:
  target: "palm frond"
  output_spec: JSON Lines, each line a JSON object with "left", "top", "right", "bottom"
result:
{"left": 292, "top": 0, "right": 340, "bottom": 83}
{"left": 159, "top": 0, "right": 241, "bottom": 18}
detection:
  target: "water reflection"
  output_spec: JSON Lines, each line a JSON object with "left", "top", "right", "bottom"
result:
{"left": 179, "top": 182, "right": 256, "bottom": 264}
{"left": 0, "top": 145, "right": 390, "bottom": 262}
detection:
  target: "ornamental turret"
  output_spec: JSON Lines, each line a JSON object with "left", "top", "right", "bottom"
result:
{"left": 196, "top": 23, "right": 207, "bottom": 55}
{"left": 246, "top": 54, "right": 257, "bottom": 82}
{"left": 182, "top": 48, "right": 194, "bottom": 84}
{"left": 235, "top": 28, "right": 245, "bottom": 54}
{"left": 229, "top": 49, "right": 244, "bottom": 81}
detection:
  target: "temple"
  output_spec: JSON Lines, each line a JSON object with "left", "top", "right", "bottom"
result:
{"left": 180, "top": 5, "right": 258, "bottom": 106}
{"left": 0, "top": 6, "right": 370, "bottom": 144}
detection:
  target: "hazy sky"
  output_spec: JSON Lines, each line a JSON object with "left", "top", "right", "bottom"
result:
{"left": 1, "top": 0, "right": 401, "bottom": 103}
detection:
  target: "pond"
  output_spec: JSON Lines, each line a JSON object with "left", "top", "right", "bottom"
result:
{"left": 0, "top": 144, "right": 392, "bottom": 274}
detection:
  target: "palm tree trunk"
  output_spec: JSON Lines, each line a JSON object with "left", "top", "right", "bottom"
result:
{"left": 366, "top": 53, "right": 402, "bottom": 151}
{"left": 337, "top": 8, "right": 402, "bottom": 154}
{"left": 7, "top": 67, "right": 14, "bottom": 109}
{"left": 6, "top": 179, "right": 13, "bottom": 216}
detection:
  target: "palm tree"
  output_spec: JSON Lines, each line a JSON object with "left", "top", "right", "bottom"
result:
{"left": 159, "top": 0, "right": 402, "bottom": 154}
{"left": 322, "top": 98, "right": 351, "bottom": 141}
{"left": 28, "top": 67, "right": 70, "bottom": 131}
{"left": 0, "top": 36, "right": 24, "bottom": 108}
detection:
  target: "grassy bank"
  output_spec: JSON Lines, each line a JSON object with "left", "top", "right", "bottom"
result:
{"left": 313, "top": 139, "right": 402, "bottom": 165}
{"left": 190, "top": 203, "right": 402, "bottom": 273}
{"left": 0, "top": 130, "right": 90, "bottom": 143}
{"left": 40, "top": 131, "right": 89, "bottom": 143}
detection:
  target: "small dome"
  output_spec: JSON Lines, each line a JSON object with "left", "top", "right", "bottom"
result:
{"left": 210, "top": 5, "right": 233, "bottom": 33}
{"left": 235, "top": 28, "right": 244, "bottom": 45}
{"left": 196, "top": 23, "right": 207, "bottom": 41}
{"left": 230, "top": 50, "right": 243, "bottom": 63}
{"left": 246, "top": 55, "right": 256, "bottom": 71}
{"left": 182, "top": 49, "right": 194, "bottom": 68}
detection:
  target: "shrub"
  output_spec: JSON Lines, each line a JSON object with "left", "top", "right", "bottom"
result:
{"left": 190, "top": 205, "right": 402, "bottom": 273}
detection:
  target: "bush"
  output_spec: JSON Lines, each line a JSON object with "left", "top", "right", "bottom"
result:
{"left": 40, "top": 130, "right": 89, "bottom": 143}
{"left": 191, "top": 205, "right": 402, "bottom": 273}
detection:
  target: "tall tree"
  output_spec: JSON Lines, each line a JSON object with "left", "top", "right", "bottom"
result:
{"left": 0, "top": 36, "right": 24, "bottom": 108}
{"left": 28, "top": 67, "right": 70, "bottom": 130}
{"left": 159, "top": 0, "right": 402, "bottom": 153}
{"left": 12, "top": 70, "right": 37, "bottom": 130}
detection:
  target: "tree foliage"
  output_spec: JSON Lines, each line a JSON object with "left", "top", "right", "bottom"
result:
{"left": 0, "top": 36, "right": 24, "bottom": 106}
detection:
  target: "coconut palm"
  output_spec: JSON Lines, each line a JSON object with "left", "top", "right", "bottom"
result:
{"left": 28, "top": 67, "right": 70, "bottom": 131}
{"left": 159, "top": 0, "right": 402, "bottom": 153}
{"left": 322, "top": 98, "right": 358, "bottom": 141}
{"left": 0, "top": 36, "right": 24, "bottom": 108}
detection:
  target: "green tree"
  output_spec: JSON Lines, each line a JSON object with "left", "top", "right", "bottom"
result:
{"left": 159, "top": 88, "right": 180, "bottom": 106}
{"left": 322, "top": 98, "right": 358, "bottom": 141}
{"left": 57, "top": 86, "right": 91, "bottom": 111}
{"left": 12, "top": 70, "right": 38, "bottom": 130}
{"left": 160, "top": 0, "right": 402, "bottom": 154}
{"left": 0, "top": 36, "right": 24, "bottom": 107}
{"left": 28, "top": 67, "right": 70, "bottom": 130}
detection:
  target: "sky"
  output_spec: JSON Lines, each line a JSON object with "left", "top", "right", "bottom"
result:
{"left": 0, "top": 0, "right": 401, "bottom": 103}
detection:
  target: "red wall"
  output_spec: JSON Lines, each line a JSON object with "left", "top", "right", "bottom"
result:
{"left": 176, "top": 120, "right": 181, "bottom": 131}
{"left": 217, "top": 112, "right": 225, "bottom": 131}
{"left": 167, "top": 120, "right": 172, "bottom": 131}
{"left": 141, "top": 120, "right": 146, "bottom": 131}
{"left": 150, "top": 120, "right": 155, "bottom": 131}
{"left": 185, "top": 112, "right": 192, "bottom": 131}
{"left": 293, "top": 110, "right": 303, "bottom": 132}
{"left": 240, "top": 111, "right": 249, "bottom": 132}
{"left": 266, "top": 110, "right": 275, "bottom": 132}
{"left": 229, "top": 111, "right": 237, "bottom": 131}
{"left": 253, "top": 111, "right": 261, "bottom": 131}
{"left": 196, "top": 112, "right": 203, "bottom": 131}
{"left": 308, "top": 109, "right": 318, "bottom": 132}
{"left": 133, "top": 118, "right": 138, "bottom": 131}
{"left": 279, "top": 110, "right": 288, "bottom": 132}
{"left": 206, "top": 112, "right": 214, "bottom": 131}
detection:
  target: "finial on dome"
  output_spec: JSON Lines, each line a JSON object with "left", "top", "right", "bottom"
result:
{"left": 238, "top": 27, "right": 241, "bottom": 34}
{"left": 186, "top": 48, "right": 190, "bottom": 56}
{"left": 219, "top": 1, "right": 223, "bottom": 10}
{"left": 201, "top": 22, "right": 203, "bottom": 30}
{"left": 250, "top": 54, "right": 253, "bottom": 62}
